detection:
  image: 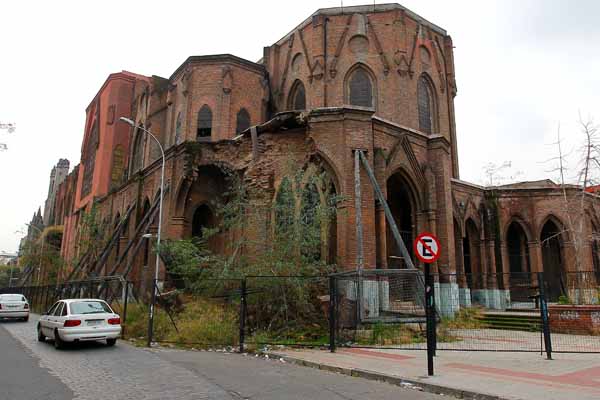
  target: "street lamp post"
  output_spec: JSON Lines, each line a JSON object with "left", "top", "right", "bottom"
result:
{"left": 119, "top": 117, "right": 165, "bottom": 347}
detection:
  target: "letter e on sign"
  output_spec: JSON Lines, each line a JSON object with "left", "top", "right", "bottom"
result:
{"left": 414, "top": 232, "right": 441, "bottom": 264}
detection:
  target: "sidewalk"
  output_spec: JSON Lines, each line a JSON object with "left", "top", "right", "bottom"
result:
{"left": 267, "top": 348, "right": 600, "bottom": 400}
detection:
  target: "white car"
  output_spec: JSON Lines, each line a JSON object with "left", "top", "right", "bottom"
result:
{"left": 37, "top": 299, "right": 121, "bottom": 349}
{"left": 0, "top": 294, "right": 30, "bottom": 321}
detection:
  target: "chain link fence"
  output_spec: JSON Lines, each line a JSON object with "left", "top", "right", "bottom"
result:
{"left": 11, "top": 277, "right": 133, "bottom": 321}
{"left": 3, "top": 270, "right": 599, "bottom": 355}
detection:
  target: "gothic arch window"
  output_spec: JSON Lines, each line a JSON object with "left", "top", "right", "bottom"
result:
{"left": 592, "top": 223, "right": 600, "bottom": 283}
{"left": 288, "top": 80, "right": 306, "bottom": 110}
{"left": 110, "top": 145, "right": 125, "bottom": 188}
{"left": 174, "top": 112, "right": 182, "bottom": 144}
{"left": 275, "top": 178, "right": 295, "bottom": 237}
{"left": 81, "top": 123, "right": 99, "bottom": 197}
{"left": 131, "top": 128, "right": 145, "bottom": 173}
{"left": 197, "top": 105, "right": 212, "bottom": 139}
{"left": 192, "top": 204, "right": 214, "bottom": 239}
{"left": 347, "top": 65, "right": 375, "bottom": 108}
{"left": 418, "top": 74, "right": 436, "bottom": 134}
{"left": 236, "top": 108, "right": 251, "bottom": 133}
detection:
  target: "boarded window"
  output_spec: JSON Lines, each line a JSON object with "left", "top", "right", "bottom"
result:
{"left": 289, "top": 81, "right": 306, "bottom": 110}
{"left": 107, "top": 105, "right": 116, "bottom": 125}
{"left": 197, "top": 105, "right": 212, "bottom": 139}
{"left": 418, "top": 76, "right": 434, "bottom": 134}
{"left": 236, "top": 108, "right": 251, "bottom": 133}
{"left": 110, "top": 145, "right": 125, "bottom": 188}
{"left": 81, "top": 123, "right": 98, "bottom": 197}
{"left": 174, "top": 112, "right": 182, "bottom": 144}
{"left": 349, "top": 68, "right": 373, "bottom": 108}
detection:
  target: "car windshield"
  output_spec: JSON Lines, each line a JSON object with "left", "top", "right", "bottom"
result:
{"left": 69, "top": 301, "right": 112, "bottom": 315}
{"left": 0, "top": 294, "right": 25, "bottom": 302}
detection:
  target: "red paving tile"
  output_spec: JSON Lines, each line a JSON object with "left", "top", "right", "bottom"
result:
{"left": 446, "top": 362, "right": 600, "bottom": 390}
{"left": 342, "top": 348, "right": 415, "bottom": 361}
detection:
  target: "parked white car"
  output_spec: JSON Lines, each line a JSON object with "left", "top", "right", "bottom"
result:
{"left": 0, "top": 294, "right": 29, "bottom": 321}
{"left": 37, "top": 299, "right": 121, "bottom": 349}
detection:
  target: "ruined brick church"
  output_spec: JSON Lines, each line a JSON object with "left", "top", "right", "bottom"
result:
{"left": 38, "top": 4, "right": 600, "bottom": 311}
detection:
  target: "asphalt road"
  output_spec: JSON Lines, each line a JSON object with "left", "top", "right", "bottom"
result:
{"left": 0, "top": 315, "right": 443, "bottom": 400}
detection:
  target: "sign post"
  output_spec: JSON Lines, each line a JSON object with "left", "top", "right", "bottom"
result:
{"left": 414, "top": 232, "right": 441, "bottom": 377}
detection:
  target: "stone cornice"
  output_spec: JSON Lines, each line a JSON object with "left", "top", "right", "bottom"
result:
{"left": 273, "top": 3, "right": 447, "bottom": 47}
{"left": 170, "top": 54, "right": 265, "bottom": 82}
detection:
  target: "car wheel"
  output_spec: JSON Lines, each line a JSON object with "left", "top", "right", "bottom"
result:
{"left": 106, "top": 338, "right": 117, "bottom": 347}
{"left": 53, "top": 330, "right": 64, "bottom": 350}
{"left": 37, "top": 325, "right": 45, "bottom": 342}
{"left": 23, "top": 316, "right": 29, "bottom": 322}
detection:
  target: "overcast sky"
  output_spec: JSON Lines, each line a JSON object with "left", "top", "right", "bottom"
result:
{"left": 0, "top": 0, "right": 598, "bottom": 253}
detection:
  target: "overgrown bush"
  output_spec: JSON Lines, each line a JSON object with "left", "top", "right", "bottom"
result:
{"left": 350, "top": 323, "right": 425, "bottom": 346}
{"left": 441, "top": 307, "right": 485, "bottom": 330}
{"left": 154, "top": 161, "right": 343, "bottom": 345}
{"left": 123, "top": 299, "right": 239, "bottom": 347}
{"left": 558, "top": 295, "right": 573, "bottom": 305}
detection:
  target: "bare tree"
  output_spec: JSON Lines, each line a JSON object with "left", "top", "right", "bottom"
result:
{"left": 0, "top": 121, "right": 16, "bottom": 151}
{"left": 483, "top": 160, "right": 523, "bottom": 186}
{"left": 549, "top": 115, "right": 599, "bottom": 301}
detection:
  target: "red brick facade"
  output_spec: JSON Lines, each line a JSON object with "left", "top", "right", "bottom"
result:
{"left": 47, "top": 4, "right": 600, "bottom": 306}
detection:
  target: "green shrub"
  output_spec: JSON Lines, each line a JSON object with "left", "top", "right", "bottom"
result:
{"left": 122, "top": 298, "right": 238, "bottom": 347}
{"left": 558, "top": 295, "right": 572, "bottom": 305}
{"left": 442, "top": 307, "right": 484, "bottom": 329}
{"left": 352, "top": 323, "right": 425, "bottom": 346}
{"left": 166, "top": 298, "right": 238, "bottom": 346}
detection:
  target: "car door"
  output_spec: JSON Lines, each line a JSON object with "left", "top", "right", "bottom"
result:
{"left": 49, "top": 302, "right": 65, "bottom": 333}
{"left": 57, "top": 301, "right": 68, "bottom": 328}
{"left": 41, "top": 302, "right": 59, "bottom": 336}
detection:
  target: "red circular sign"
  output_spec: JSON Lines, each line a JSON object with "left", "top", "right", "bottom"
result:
{"left": 413, "top": 232, "right": 441, "bottom": 264}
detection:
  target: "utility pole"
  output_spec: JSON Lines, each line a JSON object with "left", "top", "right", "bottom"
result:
{"left": 119, "top": 117, "right": 165, "bottom": 347}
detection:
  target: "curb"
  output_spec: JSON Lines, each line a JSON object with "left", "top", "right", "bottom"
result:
{"left": 265, "top": 352, "right": 508, "bottom": 400}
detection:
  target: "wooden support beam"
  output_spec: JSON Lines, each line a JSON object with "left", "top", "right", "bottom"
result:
{"left": 87, "top": 203, "right": 136, "bottom": 277}
{"left": 105, "top": 195, "right": 161, "bottom": 277}
{"left": 64, "top": 250, "right": 92, "bottom": 283}
{"left": 357, "top": 150, "right": 416, "bottom": 269}
{"left": 354, "top": 150, "right": 364, "bottom": 271}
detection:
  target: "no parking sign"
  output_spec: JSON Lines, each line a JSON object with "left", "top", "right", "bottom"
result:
{"left": 414, "top": 232, "right": 441, "bottom": 264}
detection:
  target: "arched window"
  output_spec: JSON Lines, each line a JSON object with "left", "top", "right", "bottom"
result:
{"left": 418, "top": 75, "right": 436, "bottom": 134}
{"left": 197, "top": 105, "right": 212, "bottom": 139}
{"left": 592, "top": 224, "right": 600, "bottom": 283}
{"left": 192, "top": 204, "right": 213, "bottom": 239}
{"left": 131, "top": 129, "right": 145, "bottom": 173}
{"left": 110, "top": 145, "right": 125, "bottom": 188}
{"left": 275, "top": 178, "right": 294, "bottom": 237}
{"left": 348, "top": 67, "right": 373, "bottom": 108}
{"left": 81, "top": 123, "right": 98, "bottom": 197}
{"left": 288, "top": 80, "right": 306, "bottom": 110}
{"left": 174, "top": 112, "right": 182, "bottom": 144}
{"left": 236, "top": 108, "right": 251, "bottom": 133}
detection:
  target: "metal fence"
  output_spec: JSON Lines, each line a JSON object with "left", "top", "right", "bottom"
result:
{"left": 10, "top": 276, "right": 133, "bottom": 322}
{"left": 2, "top": 270, "right": 598, "bottom": 356}
{"left": 332, "top": 269, "right": 428, "bottom": 349}
{"left": 130, "top": 275, "right": 330, "bottom": 350}
{"left": 330, "top": 270, "right": 600, "bottom": 354}
{"left": 433, "top": 272, "right": 544, "bottom": 352}
{"left": 546, "top": 271, "right": 600, "bottom": 353}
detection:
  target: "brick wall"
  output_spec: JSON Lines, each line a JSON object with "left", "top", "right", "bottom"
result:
{"left": 549, "top": 305, "right": 600, "bottom": 335}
